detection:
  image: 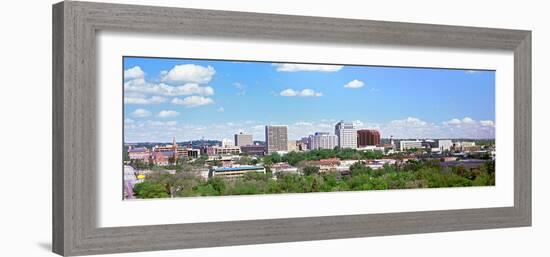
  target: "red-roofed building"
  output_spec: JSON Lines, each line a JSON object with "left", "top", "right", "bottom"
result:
{"left": 319, "top": 158, "right": 341, "bottom": 166}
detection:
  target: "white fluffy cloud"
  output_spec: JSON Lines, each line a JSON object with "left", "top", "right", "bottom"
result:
{"left": 160, "top": 64, "right": 215, "bottom": 84}
{"left": 124, "top": 96, "right": 166, "bottom": 105}
{"left": 444, "top": 118, "right": 462, "bottom": 125}
{"left": 158, "top": 110, "right": 179, "bottom": 118}
{"left": 391, "top": 117, "right": 428, "bottom": 126}
{"left": 294, "top": 122, "right": 313, "bottom": 127}
{"left": 272, "top": 63, "right": 343, "bottom": 72}
{"left": 280, "top": 88, "right": 322, "bottom": 97}
{"left": 124, "top": 66, "right": 144, "bottom": 80}
{"left": 280, "top": 89, "right": 297, "bottom": 96}
{"left": 462, "top": 117, "right": 475, "bottom": 124}
{"left": 377, "top": 116, "right": 495, "bottom": 139}
{"left": 480, "top": 120, "right": 495, "bottom": 127}
{"left": 444, "top": 117, "right": 477, "bottom": 125}
{"left": 130, "top": 108, "right": 151, "bottom": 118}
{"left": 344, "top": 79, "right": 365, "bottom": 89}
{"left": 124, "top": 79, "right": 214, "bottom": 96}
{"left": 125, "top": 117, "right": 496, "bottom": 143}
{"left": 171, "top": 96, "right": 214, "bottom": 107}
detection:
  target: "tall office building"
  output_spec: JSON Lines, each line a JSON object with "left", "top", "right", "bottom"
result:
{"left": 357, "top": 129, "right": 381, "bottom": 147}
{"left": 309, "top": 132, "right": 338, "bottom": 150}
{"left": 335, "top": 121, "right": 357, "bottom": 149}
{"left": 234, "top": 132, "right": 253, "bottom": 147}
{"left": 265, "top": 125, "right": 288, "bottom": 154}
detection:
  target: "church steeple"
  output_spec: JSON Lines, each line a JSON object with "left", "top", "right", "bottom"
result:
{"left": 172, "top": 136, "right": 178, "bottom": 161}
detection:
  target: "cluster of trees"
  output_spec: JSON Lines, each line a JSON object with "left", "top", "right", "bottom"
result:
{"left": 263, "top": 148, "right": 384, "bottom": 166}
{"left": 132, "top": 159, "right": 495, "bottom": 199}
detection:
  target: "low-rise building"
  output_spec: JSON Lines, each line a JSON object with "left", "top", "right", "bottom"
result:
{"left": 357, "top": 145, "right": 385, "bottom": 152}
{"left": 187, "top": 149, "right": 201, "bottom": 159}
{"left": 441, "top": 156, "right": 458, "bottom": 162}
{"left": 319, "top": 158, "right": 341, "bottom": 172}
{"left": 128, "top": 147, "right": 150, "bottom": 162}
{"left": 452, "top": 141, "right": 478, "bottom": 152}
{"left": 211, "top": 165, "right": 266, "bottom": 178}
{"left": 438, "top": 139, "right": 453, "bottom": 152}
{"left": 270, "top": 163, "right": 299, "bottom": 174}
{"left": 206, "top": 145, "right": 241, "bottom": 156}
{"left": 151, "top": 151, "right": 172, "bottom": 166}
{"left": 240, "top": 145, "right": 265, "bottom": 156}
{"left": 461, "top": 141, "right": 476, "bottom": 148}
{"left": 399, "top": 140, "right": 423, "bottom": 151}
{"left": 241, "top": 145, "right": 265, "bottom": 156}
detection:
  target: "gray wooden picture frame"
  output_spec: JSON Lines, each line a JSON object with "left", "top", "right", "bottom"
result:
{"left": 52, "top": 1, "right": 531, "bottom": 256}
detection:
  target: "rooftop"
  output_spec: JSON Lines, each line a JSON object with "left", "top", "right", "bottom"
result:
{"left": 214, "top": 166, "right": 264, "bottom": 172}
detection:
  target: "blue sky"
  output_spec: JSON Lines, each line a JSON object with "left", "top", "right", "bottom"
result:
{"left": 123, "top": 57, "right": 495, "bottom": 142}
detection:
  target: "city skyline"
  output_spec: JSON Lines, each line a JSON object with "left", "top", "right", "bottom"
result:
{"left": 124, "top": 57, "right": 496, "bottom": 143}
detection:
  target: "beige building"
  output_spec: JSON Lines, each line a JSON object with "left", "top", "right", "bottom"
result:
{"left": 287, "top": 140, "right": 298, "bottom": 152}
{"left": 234, "top": 132, "right": 253, "bottom": 147}
{"left": 335, "top": 121, "right": 357, "bottom": 149}
{"left": 206, "top": 145, "right": 241, "bottom": 155}
{"left": 265, "top": 125, "right": 288, "bottom": 154}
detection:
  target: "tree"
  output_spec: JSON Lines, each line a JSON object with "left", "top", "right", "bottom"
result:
{"left": 207, "top": 177, "right": 227, "bottom": 195}
{"left": 193, "top": 154, "right": 208, "bottom": 165}
{"left": 310, "top": 176, "right": 319, "bottom": 192}
{"left": 133, "top": 181, "right": 169, "bottom": 198}
{"left": 236, "top": 156, "right": 253, "bottom": 165}
{"left": 349, "top": 162, "right": 372, "bottom": 177}
{"left": 269, "top": 152, "right": 282, "bottom": 163}
{"left": 144, "top": 170, "right": 204, "bottom": 198}
{"left": 302, "top": 165, "right": 320, "bottom": 176}
{"left": 123, "top": 145, "right": 130, "bottom": 162}
{"left": 211, "top": 158, "right": 222, "bottom": 167}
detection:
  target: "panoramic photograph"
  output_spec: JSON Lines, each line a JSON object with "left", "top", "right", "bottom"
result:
{"left": 122, "top": 56, "right": 496, "bottom": 200}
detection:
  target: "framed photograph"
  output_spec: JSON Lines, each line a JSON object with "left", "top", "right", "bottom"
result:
{"left": 52, "top": 1, "right": 531, "bottom": 256}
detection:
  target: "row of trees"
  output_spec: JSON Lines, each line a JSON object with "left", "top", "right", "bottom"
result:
{"left": 132, "top": 159, "right": 495, "bottom": 199}
{"left": 263, "top": 148, "right": 385, "bottom": 166}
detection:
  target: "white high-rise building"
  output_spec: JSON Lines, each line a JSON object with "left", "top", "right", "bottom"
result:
{"left": 309, "top": 132, "right": 338, "bottom": 150}
{"left": 265, "top": 125, "right": 288, "bottom": 154}
{"left": 438, "top": 139, "right": 453, "bottom": 152}
{"left": 334, "top": 121, "right": 357, "bottom": 149}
